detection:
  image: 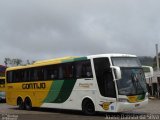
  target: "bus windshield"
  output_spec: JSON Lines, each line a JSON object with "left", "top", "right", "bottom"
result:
{"left": 112, "top": 57, "right": 147, "bottom": 95}
{"left": 116, "top": 68, "right": 147, "bottom": 95}
{"left": 112, "top": 57, "right": 141, "bottom": 67}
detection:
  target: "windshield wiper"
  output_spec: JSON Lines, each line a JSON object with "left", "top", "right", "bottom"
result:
{"left": 131, "top": 73, "right": 146, "bottom": 94}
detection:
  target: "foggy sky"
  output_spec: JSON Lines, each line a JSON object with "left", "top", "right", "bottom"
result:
{"left": 0, "top": 0, "right": 160, "bottom": 64}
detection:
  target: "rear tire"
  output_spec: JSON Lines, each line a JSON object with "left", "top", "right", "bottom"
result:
{"left": 17, "top": 97, "right": 24, "bottom": 110}
{"left": 24, "top": 97, "right": 32, "bottom": 110}
{"left": 82, "top": 99, "right": 95, "bottom": 115}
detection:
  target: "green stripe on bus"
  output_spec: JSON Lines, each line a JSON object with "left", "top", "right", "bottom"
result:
{"left": 62, "top": 57, "right": 87, "bottom": 63}
{"left": 137, "top": 94, "right": 145, "bottom": 100}
{"left": 53, "top": 79, "right": 76, "bottom": 103}
{"left": 43, "top": 80, "right": 64, "bottom": 103}
{"left": 74, "top": 57, "right": 87, "bottom": 61}
{"left": 43, "top": 57, "right": 87, "bottom": 103}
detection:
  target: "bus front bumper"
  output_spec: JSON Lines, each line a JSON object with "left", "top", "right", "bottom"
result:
{"left": 116, "top": 99, "right": 148, "bottom": 112}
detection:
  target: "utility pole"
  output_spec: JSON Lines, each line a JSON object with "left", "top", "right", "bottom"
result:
{"left": 156, "top": 44, "right": 159, "bottom": 71}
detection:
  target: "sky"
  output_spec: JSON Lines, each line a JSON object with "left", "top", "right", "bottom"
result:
{"left": 0, "top": 0, "right": 160, "bottom": 64}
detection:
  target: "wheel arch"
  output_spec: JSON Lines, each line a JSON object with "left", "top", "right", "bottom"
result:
{"left": 17, "top": 96, "right": 24, "bottom": 105}
{"left": 24, "top": 96, "right": 31, "bottom": 101}
{"left": 24, "top": 96, "right": 32, "bottom": 110}
{"left": 81, "top": 96, "right": 96, "bottom": 110}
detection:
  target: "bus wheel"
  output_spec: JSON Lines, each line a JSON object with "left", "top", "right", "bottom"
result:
{"left": 82, "top": 99, "right": 95, "bottom": 115}
{"left": 24, "top": 97, "right": 32, "bottom": 110}
{"left": 17, "top": 97, "right": 24, "bottom": 110}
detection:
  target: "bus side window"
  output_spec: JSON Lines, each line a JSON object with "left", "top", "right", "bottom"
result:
{"left": 7, "top": 71, "right": 13, "bottom": 83}
{"left": 45, "top": 65, "right": 58, "bottom": 80}
{"left": 29, "top": 68, "right": 35, "bottom": 81}
{"left": 75, "top": 60, "right": 93, "bottom": 79}
{"left": 13, "top": 70, "right": 20, "bottom": 83}
{"left": 82, "top": 60, "right": 93, "bottom": 78}
{"left": 35, "top": 67, "right": 44, "bottom": 81}
{"left": 20, "top": 70, "right": 25, "bottom": 82}
{"left": 24, "top": 69, "right": 30, "bottom": 82}
{"left": 58, "top": 63, "right": 73, "bottom": 80}
{"left": 75, "top": 62, "right": 82, "bottom": 78}
{"left": 62, "top": 63, "right": 73, "bottom": 79}
{"left": 58, "top": 65, "right": 63, "bottom": 79}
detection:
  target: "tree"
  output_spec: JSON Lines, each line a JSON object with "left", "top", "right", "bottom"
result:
{"left": 24, "top": 60, "right": 35, "bottom": 65}
{"left": 12, "top": 59, "right": 22, "bottom": 66}
{"left": 4, "top": 58, "right": 11, "bottom": 67}
{"left": 26, "top": 60, "right": 30, "bottom": 65}
{"left": 4, "top": 58, "right": 36, "bottom": 67}
{"left": 138, "top": 56, "right": 154, "bottom": 66}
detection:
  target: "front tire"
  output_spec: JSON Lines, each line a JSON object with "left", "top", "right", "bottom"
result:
{"left": 82, "top": 99, "right": 95, "bottom": 115}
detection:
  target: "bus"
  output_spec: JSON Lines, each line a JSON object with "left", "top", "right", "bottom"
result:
{"left": 0, "top": 77, "right": 6, "bottom": 102}
{"left": 0, "top": 65, "right": 6, "bottom": 102}
{"left": 5, "top": 54, "right": 152, "bottom": 114}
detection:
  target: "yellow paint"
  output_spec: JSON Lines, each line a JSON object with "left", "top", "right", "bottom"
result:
{"left": 102, "top": 102, "right": 110, "bottom": 110}
{"left": 6, "top": 56, "right": 78, "bottom": 71}
{"left": 127, "top": 96, "right": 138, "bottom": 103}
{"left": 5, "top": 56, "right": 79, "bottom": 107}
{"left": 34, "top": 56, "right": 78, "bottom": 65}
{"left": 6, "top": 81, "right": 53, "bottom": 107}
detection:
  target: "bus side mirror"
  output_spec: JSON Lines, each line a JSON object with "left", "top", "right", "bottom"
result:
{"left": 110, "top": 66, "right": 122, "bottom": 80}
{"left": 142, "top": 66, "right": 154, "bottom": 78}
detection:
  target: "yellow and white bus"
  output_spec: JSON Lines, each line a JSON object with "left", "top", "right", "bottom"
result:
{"left": 6, "top": 54, "right": 152, "bottom": 114}
{"left": 0, "top": 77, "right": 6, "bottom": 102}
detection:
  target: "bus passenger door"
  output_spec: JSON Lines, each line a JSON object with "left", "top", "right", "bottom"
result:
{"left": 93, "top": 58, "right": 117, "bottom": 111}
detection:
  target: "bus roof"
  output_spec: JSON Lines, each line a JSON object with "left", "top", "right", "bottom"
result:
{"left": 88, "top": 53, "right": 136, "bottom": 59}
{"left": 6, "top": 56, "right": 86, "bottom": 71}
{"left": 6, "top": 53, "right": 137, "bottom": 71}
{"left": 34, "top": 56, "right": 78, "bottom": 64}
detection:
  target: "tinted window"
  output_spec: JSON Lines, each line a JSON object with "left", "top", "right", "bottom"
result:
{"left": 19, "top": 70, "right": 25, "bottom": 82}
{"left": 45, "top": 65, "right": 59, "bottom": 80}
{"left": 112, "top": 57, "right": 141, "bottom": 67}
{"left": 61, "top": 63, "right": 73, "bottom": 79}
{"left": 94, "top": 57, "right": 116, "bottom": 98}
{"left": 75, "top": 60, "right": 93, "bottom": 78}
{"left": 35, "top": 68, "right": 44, "bottom": 80}
{"left": 0, "top": 79, "right": 5, "bottom": 84}
{"left": 7, "top": 71, "right": 12, "bottom": 83}
{"left": 24, "top": 69, "right": 30, "bottom": 82}
{"left": 10, "top": 70, "right": 26, "bottom": 82}
{"left": 29, "top": 68, "right": 35, "bottom": 81}
{"left": 7, "top": 60, "right": 93, "bottom": 83}
{"left": 13, "top": 70, "right": 20, "bottom": 82}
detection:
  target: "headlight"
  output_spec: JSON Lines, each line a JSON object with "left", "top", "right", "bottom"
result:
{"left": 117, "top": 98, "right": 128, "bottom": 102}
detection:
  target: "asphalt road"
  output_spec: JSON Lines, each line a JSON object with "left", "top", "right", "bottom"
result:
{"left": 0, "top": 99, "right": 160, "bottom": 120}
